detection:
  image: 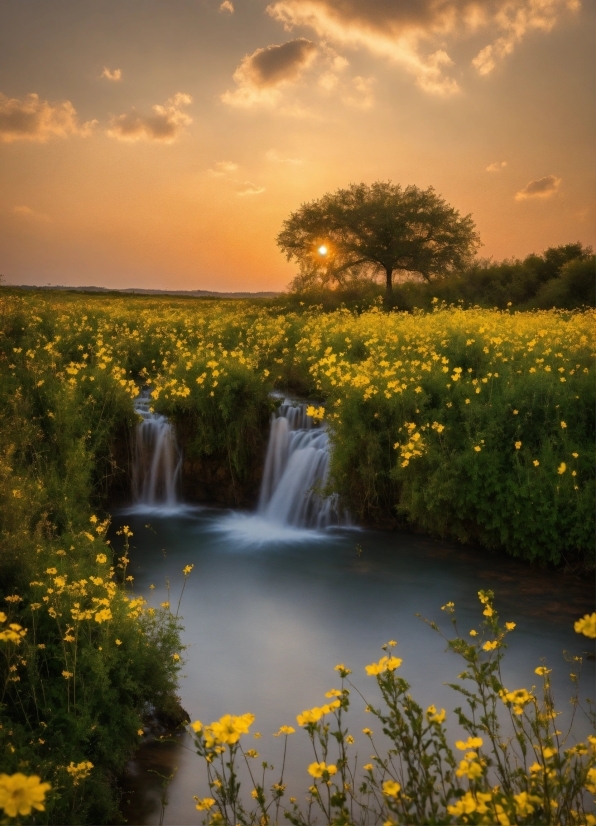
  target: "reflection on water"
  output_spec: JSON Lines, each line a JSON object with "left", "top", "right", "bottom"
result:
{"left": 115, "top": 509, "right": 594, "bottom": 825}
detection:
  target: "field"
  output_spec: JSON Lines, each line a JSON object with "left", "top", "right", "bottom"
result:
{"left": 0, "top": 289, "right": 594, "bottom": 823}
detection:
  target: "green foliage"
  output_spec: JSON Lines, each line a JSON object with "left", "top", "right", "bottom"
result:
{"left": 385, "top": 245, "right": 594, "bottom": 312}
{"left": 0, "top": 295, "right": 184, "bottom": 824}
{"left": 277, "top": 182, "right": 480, "bottom": 298}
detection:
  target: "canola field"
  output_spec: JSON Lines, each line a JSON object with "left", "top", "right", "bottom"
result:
{"left": 0, "top": 289, "right": 594, "bottom": 824}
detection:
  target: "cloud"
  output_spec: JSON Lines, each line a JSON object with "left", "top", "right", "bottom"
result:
{"left": 207, "top": 160, "right": 239, "bottom": 176}
{"left": 237, "top": 181, "right": 266, "bottom": 195}
{"left": 266, "top": 0, "right": 579, "bottom": 94}
{"left": 265, "top": 149, "right": 302, "bottom": 163}
{"left": 515, "top": 175, "right": 561, "bottom": 201}
{"left": 13, "top": 205, "right": 51, "bottom": 222}
{"left": 222, "top": 38, "right": 318, "bottom": 107}
{"left": 219, "top": 0, "right": 234, "bottom": 12}
{"left": 106, "top": 93, "right": 192, "bottom": 142}
{"left": 486, "top": 160, "right": 507, "bottom": 172}
{"left": 0, "top": 92, "right": 97, "bottom": 142}
{"left": 343, "top": 75, "right": 375, "bottom": 108}
{"left": 101, "top": 67, "right": 122, "bottom": 81}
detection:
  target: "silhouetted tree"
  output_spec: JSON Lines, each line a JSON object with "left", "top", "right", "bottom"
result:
{"left": 277, "top": 182, "right": 481, "bottom": 300}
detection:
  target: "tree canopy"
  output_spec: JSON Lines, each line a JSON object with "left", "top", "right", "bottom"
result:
{"left": 277, "top": 181, "right": 481, "bottom": 299}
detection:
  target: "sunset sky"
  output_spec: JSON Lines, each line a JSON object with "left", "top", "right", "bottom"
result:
{"left": 1, "top": 0, "right": 593, "bottom": 292}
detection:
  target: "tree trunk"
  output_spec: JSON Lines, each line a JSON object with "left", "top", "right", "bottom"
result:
{"left": 384, "top": 267, "right": 393, "bottom": 304}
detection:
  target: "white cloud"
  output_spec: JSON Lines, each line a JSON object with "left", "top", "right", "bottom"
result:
{"left": 106, "top": 93, "right": 192, "bottom": 142}
{"left": 515, "top": 174, "right": 562, "bottom": 200}
{"left": 486, "top": 161, "right": 508, "bottom": 172}
{"left": 207, "top": 160, "right": 239, "bottom": 176}
{"left": 101, "top": 67, "right": 122, "bottom": 81}
{"left": 343, "top": 75, "right": 375, "bottom": 108}
{"left": 13, "top": 205, "right": 51, "bottom": 222}
{"left": 237, "top": 181, "right": 266, "bottom": 195}
{"left": 222, "top": 38, "right": 318, "bottom": 107}
{"left": 265, "top": 149, "right": 302, "bottom": 164}
{"left": 265, "top": 0, "right": 579, "bottom": 94}
{"left": 220, "top": 0, "right": 234, "bottom": 12}
{"left": 0, "top": 92, "right": 97, "bottom": 142}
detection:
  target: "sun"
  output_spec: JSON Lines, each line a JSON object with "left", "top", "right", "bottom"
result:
{"left": 318, "top": 245, "right": 328, "bottom": 255}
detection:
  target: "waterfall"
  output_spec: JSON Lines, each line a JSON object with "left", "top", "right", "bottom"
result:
{"left": 132, "top": 390, "right": 182, "bottom": 509}
{"left": 257, "top": 401, "right": 350, "bottom": 530}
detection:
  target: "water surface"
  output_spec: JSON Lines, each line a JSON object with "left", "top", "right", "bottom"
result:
{"left": 115, "top": 508, "right": 594, "bottom": 825}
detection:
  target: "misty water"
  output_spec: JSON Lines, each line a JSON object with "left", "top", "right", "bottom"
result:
{"left": 116, "top": 399, "right": 595, "bottom": 825}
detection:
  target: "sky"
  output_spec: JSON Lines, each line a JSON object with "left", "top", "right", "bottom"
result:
{"left": 0, "top": 0, "right": 593, "bottom": 292}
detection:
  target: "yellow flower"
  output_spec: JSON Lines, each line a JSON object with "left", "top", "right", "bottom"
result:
{"left": 482, "top": 640, "right": 499, "bottom": 651}
{"left": 585, "top": 767, "right": 596, "bottom": 794}
{"left": 62, "top": 670, "right": 73, "bottom": 679}
{"left": 308, "top": 762, "right": 336, "bottom": 778}
{"left": 365, "top": 655, "right": 402, "bottom": 675}
{"left": 382, "top": 780, "right": 401, "bottom": 797}
{"left": 515, "top": 441, "right": 521, "bottom": 449}
{"left": 115, "top": 639, "right": 122, "bottom": 646}
{"left": 513, "top": 791, "right": 537, "bottom": 817}
{"left": 469, "top": 629, "right": 477, "bottom": 636}
{"left": 455, "top": 736, "right": 483, "bottom": 750}
{"left": 363, "top": 763, "right": 373, "bottom": 771}
{"left": 96, "top": 553, "right": 107, "bottom": 564}
{"left": 0, "top": 773, "right": 51, "bottom": 818}
{"left": 535, "top": 666, "right": 551, "bottom": 676}
{"left": 274, "top": 725, "right": 295, "bottom": 736}
{"left": 426, "top": 705, "right": 446, "bottom": 724}
{"left": 190, "top": 720, "right": 202, "bottom": 733}
{"left": 456, "top": 758, "right": 483, "bottom": 780}
{"left": 66, "top": 762, "right": 93, "bottom": 785}
{"left": 362, "top": 728, "right": 373, "bottom": 736}
{"left": 325, "top": 688, "right": 342, "bottom": 698}
{"left": 558, "top": 462, "right": 566, "bottom": 474}
{"left": 505, "top": 622, "right": 516, "bottom": 630}
{"left": 194, "top": 797, "right": 216, "bottom": 811}
{"left": 533, "top": 459, "right": 540, "bottom": 466}
{"left": 560, "top": 421, "right": 567, "bottom": 428}
{"left": 137, "top": 729, "right": 144, "bottom": 736}
{"left": 183, "top": 564, "right": 194, "bottom": 576}
{"left": 574, "top": 613, "right": 596, "bottom": 638}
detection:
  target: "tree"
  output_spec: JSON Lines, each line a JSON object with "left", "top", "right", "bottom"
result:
{"left": 277, "top": 181, "right": 481, "bottom": 300}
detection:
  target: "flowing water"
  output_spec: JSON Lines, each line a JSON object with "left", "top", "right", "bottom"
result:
{"left": 257, "top": 401, "right": 350, "bottom": 530}
{"left": 130, "top": 390, "right": 183, "bottom": 513}
{"left": 117, "top": 400, "right": 595, "bottom": 825}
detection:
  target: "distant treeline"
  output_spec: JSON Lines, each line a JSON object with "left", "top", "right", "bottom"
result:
{"left": 283, "top": 243, "right": 595, "bottom": 311}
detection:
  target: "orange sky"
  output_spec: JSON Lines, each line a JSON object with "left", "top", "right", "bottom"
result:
{"left": 1, "top": 0, "right": 593, "bottom": 292}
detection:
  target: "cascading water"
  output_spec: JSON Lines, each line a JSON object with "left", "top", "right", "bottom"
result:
{"left": 256, "top": 401, "right": 350, "bottom": 530}
{"left": 131, "top": 390, "right": 182, "bottom": 509}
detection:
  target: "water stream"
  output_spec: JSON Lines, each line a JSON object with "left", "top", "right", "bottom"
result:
{"left": 130, "top": 390, "right": 183, "bottom": 512}
{"left": 117, "top": 399, "right": 595, "bottom": 825}
{"left": 258, "top": 401, "right": 350, "bottom": 529}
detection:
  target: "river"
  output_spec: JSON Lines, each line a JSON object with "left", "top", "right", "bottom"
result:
{"left": 115, "top": 397, "right": 594, "bottom": 825}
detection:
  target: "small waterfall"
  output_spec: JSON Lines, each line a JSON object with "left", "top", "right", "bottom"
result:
{"left": 132, "top": 390, "right": 182, "bottom": 509}
{"left": 257, "top": 401, "right": 350, "bottom": 530}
